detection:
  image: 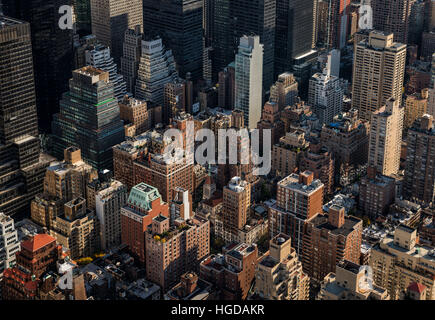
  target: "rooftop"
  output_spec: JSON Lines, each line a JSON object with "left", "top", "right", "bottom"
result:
{"left": 279, "top": 173, "right": 323, "bottom": 195}
{"left": 127, "top": 183, "right": 161, "bottom": 212}
{"left": 21, "top": 233, "right": 56, "bottom": 253}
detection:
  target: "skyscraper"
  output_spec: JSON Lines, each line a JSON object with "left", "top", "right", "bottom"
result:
{"left": 352, "top": 31, "right": 406, "bottom": 121}
{"left": 95, "top": 180, "right": 128, "bottom": 251}
{"left": 120, "top": 26, "right": 143, "bottom": 95}
{"left": 308, "top": 59, "right": 343, "bottom": 125}
{"left": 0, "top": 16, "right": 53, "bottom": 217}
{"left": 85, "top": 44, "right": 127, "bottom": 100}
{"left": 275, "top": 0, "right": 316, "bottom": 76}
{"left": 269, "top": 72, "right": 299, "bottom": 111}
{"left": 232, "top": 0, "right": 276, "bottom": 91}
{"left": 1, "top": 0, "right": 74, "bottom": 133}
{"left": 368, "top": 98, "right": 404, "bottom": 176}
{"left": 234, "top": 35, "right": 264, "bottom": 129}
{"left": 372, "top": 0, "right": 414, "bottom": 44}
{"left": 73, "top": 0, "right": 92, "bottom": 36}
{"left": 52, "top": 67, "right": 125, "bottom": 171}
{"left": 321, "top": 0, "right": 351, "bottom": 49}
{"left": 135, "top": 37, "right": 178, "bottom": 106}
{"left": 142, "top": 0, "right": 203, "bottom": 80}
{"left": 210, "top": 0, "right": 234, "bottom": 80}
{"left": 90, "top": 0, "right": 143, "bottom": 63}
{"left": 403, "top": 115, "right": 435, "bottom": 204}
{"left": 221, "top": 177, "right": 251, "bottom": 243}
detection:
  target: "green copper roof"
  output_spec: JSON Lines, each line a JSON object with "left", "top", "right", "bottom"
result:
{"left": 128, "top": 183, "right": 161, "bottom": 211}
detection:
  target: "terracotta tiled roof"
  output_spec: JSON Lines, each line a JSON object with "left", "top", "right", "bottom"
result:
{"left": 408, "top": 282, "right": 426, "bottom": 294}
{"left": 21, "top": 234, "right": 56, "bottom": 252}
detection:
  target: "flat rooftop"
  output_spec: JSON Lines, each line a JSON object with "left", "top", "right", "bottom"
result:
{"left": 0, "top": 15, "right": 24, "bottom": 28}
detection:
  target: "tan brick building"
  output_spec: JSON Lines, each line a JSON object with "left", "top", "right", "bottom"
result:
{"left": 370, "top": 225, "right": 435, "bottom": 300}
{"left": 254, "top": 234, "right": 309, "bottom": 300}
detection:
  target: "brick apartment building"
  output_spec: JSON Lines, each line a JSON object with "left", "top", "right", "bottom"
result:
{"left": 302, "top": 205, "right": 363, "bottom": 283}
{"left": 200, "top": 242, "right": 258, "bottom": 300}
{"left": 121, "top": 183, "right": 169, "bottom": 265}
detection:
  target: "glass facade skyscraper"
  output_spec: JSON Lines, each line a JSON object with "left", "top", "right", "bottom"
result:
{"left": 275, "top": 0, "right": 316, "bottom": 76}
{"left": 232, "top": 0, "right": 276, "bottom": 92}
{"left": 142, "top": 0, "right": 203, "bottom": 80}
{"left": 0, "top": 16, "right": 53, "bottom": 217}
{"left": 52, "top": 67, "right": 125, "bottom": 171}
{"left": 1, "top": 0, "right": 74, "bottom": 134}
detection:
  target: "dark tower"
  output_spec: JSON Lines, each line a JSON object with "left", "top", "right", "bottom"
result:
{"left": 142, "top": 0, "right": 204, "bottom": 81}
{"left": 0, "top": 16, "right": 53, "bottom": 217}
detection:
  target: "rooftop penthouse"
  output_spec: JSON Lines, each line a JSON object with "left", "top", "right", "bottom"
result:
{"left": 127, "top": 183, "right": 161, "bottom": 213}
{"left": 227, "top": 177, "right": 249, "bottom": 193}
{"left": 278, "top": 171, "right": 324, "bottom": 196}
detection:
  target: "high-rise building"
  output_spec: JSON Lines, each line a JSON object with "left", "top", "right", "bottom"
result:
{"left": 430, "top": 85, "right": 435, "bottom": 118}
{"left": 200, "top": 242, "right": 258, "bottom": 300}
{"left": 318, "top": 260, "right": 390, "bottom": 300}
{"left": 308, "top": 59, "right": 344, "bottom": 125}
{"left": 320, "top": 109, "right": 370, "bottom": 176}
{"left": 368, "top": 98, "right": 404, "bottom": 176}
{"left": 90, "top": 0, "right": 143, "bottom": 63}
{"left": 133, "top": 124, "right": 194, "bottom": 203}
{"left": 50, "top": 197, "right": 99, "bottom": 260}
{"left": 302, "top": 205, "right": 363, "bottom": 283}
{"left": 275, "top": 0, "right": 316, "bottom": 76}
{"left": 359, "top": 167, "right": 396, "bottom": 218}
{"left": 210, "top": 0, "right": 234, "bottom": 80}
{"left": 300, "top": 141, "right": 335, "bottom": 195}
{"left": 269, "top": 73, "right": 299, "bottom": 111}
{"left": 404, "top": 89, "right": 429, "bottom": 130}
{"left": 370, "top": 225, "right": 435, "bottom": 300}
{"left": 95, "top": 180, "right": 128, "bottom": 251}
{"left": 0, "top": 16, "right": 53, "bottom": 217}
{"left": 120, "top": 26, "right": 143, "bottom": 95}
{"left": 1, "top": 233, "right": 61, "bottom": 299}
{"left": 73, "top": 0, "right": 92, "bottom": 36}
{"left": 163, "top": 80, "right": 187, "bottom": 124}
{"left": 254, "top": 234, "right": 310, "bottom": 300}
{"left": 142, "top": 0, "right": 203, "bottom": 80}
{"left": 121, "top": 183, "right": 169, "bottom": 264}
{"left": 320, "top": 0, "right": 351, "bottom": 49}
{"left": 119, "top": 96, "right": 160, "bottom": 137}
{"left": 271, "top": 130, "right": 309, "bottom": 177}
{"left": 234, "top": 36, "right": 264, "bottom": 129}
{"left": 269, "top": 171, "right": 324, "bottom": 255}
{"left": 232, "top": 0, "right": 276, "bottom": 91}
{"left": 403, "top": 115, "right": 435, "bottom": 204}
{"left": 352, "top": 31, "right": 406, "bottom": 121}
{"left": 220, "top": 177, "right": 251, "bottom": 243}
{"left": 1, "top": 0, "right": 74, "bottom": 133}
{"left": 31, "top": 147, "right": 97, "bottom": 229}
{"left": 85, "top": 44, "right": 127, "bottom": 101}
{"left": 218, "top": 63, "right": 236, "bottom": 110}
{"left": 257, "top": 102, "right": 286, "bottom": 146}
{"left": 135, "top": 37, "right": 178, "bottom": 106}
{"left": 372, "top": 0, "right": 413, "bottom": 44}
{"left": 51, "top": 67, "right": 125, "bottom": 171}
{"left": 0, "top": 213, "right": 20, "bottom": 277}
{"left": 145, "top": 214, "right": 210, "bottom": 292}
